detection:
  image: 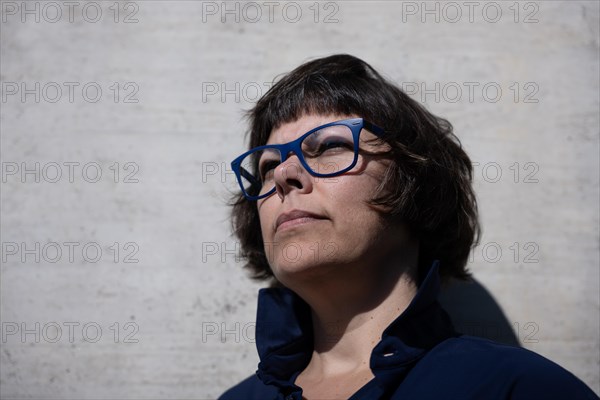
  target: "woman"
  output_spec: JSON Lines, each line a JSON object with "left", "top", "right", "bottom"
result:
{"left": 220, "top": 54, "right": 597, "bottom": 399}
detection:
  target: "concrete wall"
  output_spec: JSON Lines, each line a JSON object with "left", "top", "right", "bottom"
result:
{"left": 1, "top": 1, "right": 598, "bottom": 398}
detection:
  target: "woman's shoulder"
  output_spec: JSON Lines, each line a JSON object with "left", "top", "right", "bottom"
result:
{"left": 217, "top": 337, "right": 598, "bottom": 400}
{"left": 405, "top": 335, "right": 598, "bottom": 399}
{"left": 218, "top": 374, "right": 278, "bottom": 400}
{"left": 436, "top": 334, "right": 577, "bottom": 369}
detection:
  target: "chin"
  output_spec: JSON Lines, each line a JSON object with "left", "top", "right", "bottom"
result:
{"left": 269, "top": 233, "right": 337, "bottom": 264}
{"left": 271, "top": 253, "right": 336, "bottom": 286}
{"left": 266, "top": 229, "right": 344, "bottom": 283}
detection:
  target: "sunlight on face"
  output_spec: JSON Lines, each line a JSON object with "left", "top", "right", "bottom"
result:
{"left": 256, "top": 114, "right": 403, "bottom": 287}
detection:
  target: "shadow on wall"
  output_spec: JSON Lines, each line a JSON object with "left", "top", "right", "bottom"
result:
{"left": 439, "top": 279, "right": 520, "bottom": 347}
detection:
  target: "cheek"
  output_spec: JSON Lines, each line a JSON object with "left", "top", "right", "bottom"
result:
{"left": 325, "top": 175, "right": 382, "bottom": 228}
{"left": 257, "top": 200, "right": 279, "bottom": 256}
{"left": 257, "top": 203, "right": 272, "bottom": 236}
{"left": 330, "top": 172, "right": 378, "bottom": 205}
{"left": 312, "top": 179, "right": 388, "bottom": 268}
{"left": 257, "top": 209, "right": 275, "bottom": 266}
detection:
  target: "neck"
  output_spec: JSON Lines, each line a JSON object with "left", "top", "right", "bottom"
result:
{"left": 291, "top": 245, "right": 419, "bottom": 377}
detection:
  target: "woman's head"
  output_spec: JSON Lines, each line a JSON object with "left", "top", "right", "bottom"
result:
{"left": 230, "top": 54, "right": 479, "bottom": 285}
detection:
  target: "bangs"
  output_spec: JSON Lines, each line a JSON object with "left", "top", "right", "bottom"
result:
{"left": 247, "top": 57, "right": 393, "bottom": 149}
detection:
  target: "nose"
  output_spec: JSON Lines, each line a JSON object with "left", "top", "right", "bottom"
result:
{"left": 273, "top": 153, "right": 313, "bottom": 200}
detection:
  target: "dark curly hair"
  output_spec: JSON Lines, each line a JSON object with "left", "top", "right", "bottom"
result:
{"left": 230, "top": 54, "right": 480, "bottom": 285}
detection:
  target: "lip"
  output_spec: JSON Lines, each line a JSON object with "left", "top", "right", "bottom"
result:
{"left": 275, "top": 209, "right": 327, "bottom": 232}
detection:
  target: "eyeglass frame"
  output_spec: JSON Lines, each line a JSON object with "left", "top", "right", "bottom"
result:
{"left": 231, "top": 117, "right": 386, "bottom": 201}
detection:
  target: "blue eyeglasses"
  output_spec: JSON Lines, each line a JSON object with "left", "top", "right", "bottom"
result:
{"left": 231, "top": 118, "right": 385, "bottom": 201}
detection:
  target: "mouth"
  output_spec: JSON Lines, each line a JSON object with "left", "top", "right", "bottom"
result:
{"left": 275, "top": 209, "right": 327, "bottom": 232}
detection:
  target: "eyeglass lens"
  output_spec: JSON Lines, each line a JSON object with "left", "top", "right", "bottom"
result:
{"left": 239, "top": 124, "right": 356, "bottom": 197}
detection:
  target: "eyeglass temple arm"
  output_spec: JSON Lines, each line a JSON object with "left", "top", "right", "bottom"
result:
{"left": 363, "top": 121, "right": 386, "bottom": 137}
{"left": 240, "top": 167, "right": 260, "bottom": 186}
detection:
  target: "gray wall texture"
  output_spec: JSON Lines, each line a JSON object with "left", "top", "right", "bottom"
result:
{"left": 1, "top": 0, "right": 598, "bottom": 398}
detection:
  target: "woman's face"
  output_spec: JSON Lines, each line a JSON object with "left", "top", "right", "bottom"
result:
{"left": 257, "top": 114, "right": 409, "bottom": 286}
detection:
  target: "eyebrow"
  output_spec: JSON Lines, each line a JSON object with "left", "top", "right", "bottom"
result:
{"left": 266, "top": 120, "right": 343, "bottom": 145}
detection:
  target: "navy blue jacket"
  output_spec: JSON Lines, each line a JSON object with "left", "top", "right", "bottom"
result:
{"left": 220, "top": 262, "right": 598, "bottom": 399}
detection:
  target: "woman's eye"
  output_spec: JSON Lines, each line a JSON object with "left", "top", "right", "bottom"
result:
{"left": 259, "top": 160, "right": 279, "bottom": 179}
{"left": 318, "top": 140, "right": 352, "bottom": 152}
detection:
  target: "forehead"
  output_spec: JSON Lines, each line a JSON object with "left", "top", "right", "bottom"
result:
{"left": 266, "top": 114, "right": 355, "bottom": 145}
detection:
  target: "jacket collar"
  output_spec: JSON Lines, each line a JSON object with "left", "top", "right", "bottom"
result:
{"left": 254, "top": 261, "right": 457, "bottom": 391}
